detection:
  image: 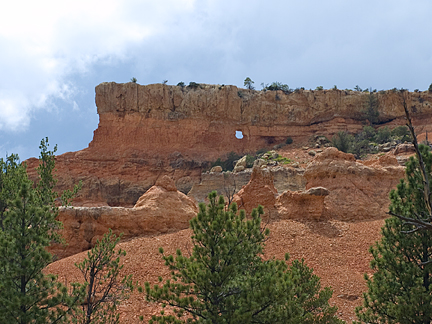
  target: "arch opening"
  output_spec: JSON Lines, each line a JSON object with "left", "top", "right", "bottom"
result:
{"left": 235, "top": 130, "right": 244, "bottom": 139}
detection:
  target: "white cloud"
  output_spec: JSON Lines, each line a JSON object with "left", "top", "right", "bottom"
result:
{"left": 1, "top": 0, "right": 432, "bottom": 136}
{"left": 0, "top": 0, "right": 194, "bottom": 131}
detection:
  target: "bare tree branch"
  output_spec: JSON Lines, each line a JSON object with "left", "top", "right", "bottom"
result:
{"left": 400, "top": 91, "right": 432, "bottom": 217}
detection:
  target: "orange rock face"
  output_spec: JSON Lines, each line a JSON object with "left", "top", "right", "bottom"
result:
{"left": 49, "top": 178, "right": 197, "bottom": 259}
{"left": 304, "top": 148, "right": 405, "bottom": 221}
{"left": 26, "top": 83, "right": 432, "bottom": 207}
{"left": 276, "top": 187, "right": 330, "bottom": 221}
{"left": 233, "top": 166, "right": 278, "bottom": 216}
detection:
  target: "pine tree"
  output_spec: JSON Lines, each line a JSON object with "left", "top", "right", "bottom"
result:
{"left": 244, "top": 77, "right": 255, "bottom": 90}
{"left": 0, "top": 138, "right": 83, "bottom": 324}
{"left": 73, "top": 229, "right": 134, "bottom": 324}
{"left": 362, "top": 90, "right": 379, "bottom": 125}
{"left": 145, "top": 191, "right": 342, "bottom": 324}
{"left": 355, "top": 144, "right": 432, "bottom": 323}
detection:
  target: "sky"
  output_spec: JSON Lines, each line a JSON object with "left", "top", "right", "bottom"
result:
{"left": 1, "top": 0, "right": 432, "bottom": 160}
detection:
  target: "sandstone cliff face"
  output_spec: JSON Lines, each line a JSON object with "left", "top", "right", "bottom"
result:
{"left": 32, "top": 83, "right": 432, "bottom": 207}
{"left": 187, "top": 166, "right": 306, "bottom": 203}
{"left": 304, "top": 148, "right": 405, "bottom": 221}
{"left": 91, "top": 83, "right": 432, "bottom": 161}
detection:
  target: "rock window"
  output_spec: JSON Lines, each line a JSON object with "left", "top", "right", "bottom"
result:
{"left": 235, "top": 130, "right": 244, "bottom": 139}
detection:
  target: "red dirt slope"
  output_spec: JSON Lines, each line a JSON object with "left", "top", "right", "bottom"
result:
{"left": 47, "top": 218, "right": 384, "bottom": 323}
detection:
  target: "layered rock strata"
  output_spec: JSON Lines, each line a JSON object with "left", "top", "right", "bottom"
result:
{"left": 49, "top": 176, "right": 197, "bottom": 259}
{"left": 304, "top": 148, "right": 405, "bottom": 221}
{"left": 30, "top": 83, "right": 432, "bottom": 207}
{"left": 276, "top": 187, "right": 330, "bottom": 221}
{"left": 187, "top": 166, "right": 306, "bottom": 203}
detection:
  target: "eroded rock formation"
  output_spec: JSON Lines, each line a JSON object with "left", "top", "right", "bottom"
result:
{"left": 304, "top": 148, "right": 405, "bottom": 221}
{"left": 188, "top": 166, "right": 306, "bottom": 203}
{"left": 276, "top": 187, "right": 330, "bottom": 221}
{"left": 49, "top": 176, "right": 197, "bottom": 259}
{"left": 233, "top": 166, "right": 278, "bottom": 216}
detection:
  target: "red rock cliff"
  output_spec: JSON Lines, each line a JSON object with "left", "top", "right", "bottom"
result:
{"left": 90, "top": 83, "right": 432, "bottom": 161}
{"left": 27, "top": 83, "right": 432, "bottom": 207}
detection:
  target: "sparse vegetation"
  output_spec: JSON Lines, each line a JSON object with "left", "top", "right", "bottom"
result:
{"left": 285, "top": 137, "right": 293, "bottom": 145}
{"left": 211, "top": 151, "right": 242, "bottom": 171}
{"left": 263, "top": 81, "right": 292, "bottom": 94}
{"left": 331, "top": 125, "right": 410, "bottom": 159}
{"left": 188, "top": 81, "right": 200, "bottom": 89}
{"left": 244, "top": 77, "right": 255, "bottom": 90}
{"left": 429, "top": 83, "right": 432, "bottom": 92}
{"left": 315, "top": 86, "right": 324, "bottom": 91}
{"left": 130, "top": 77, "right": 137, "bottom": 83}
{"left": 177, "top": 81, "right": 185, "bottom": 88}
{"left": 332, "top": 131, "right": 353, "bottom": 154}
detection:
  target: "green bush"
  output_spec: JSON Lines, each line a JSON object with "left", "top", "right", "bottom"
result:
{"left": 315, "top": 86, "right": 324, "bottom": 91}
{"left": 188, "top": 81, "right": 200, "bottom": 89}
{"left": 362, "top": 126, "right": 376, "bottom": 140}
{"left": 245, "top": 154, "right": 255, "bottom": 168}
{"left": 332, "top": 131, "right": 353, "bottom": 153}
{"left": 244, "top": 77, "right": 255, "bottom": 90}
{"left": 211, "top": 152, "right": 242, "bottom": 171}
{"left": 376, "top": 127, "right": 391, "bottom": 144}
{"left": 349, "top": 138, "right": 374, "bottom": 159}
{"left": 177, "top": 81, "right": 185, "bottom": 87}
{"left": 428, "top": 83, "right": 432, "bottom": 92}
{"left": 265, "top": 82, "right": 292, "bottom": 94}
{"left": 391, "top": 125, "right": 411, "bottom": 142}
{"left": 285, "top": 137, "right": 293, "bottom": 145}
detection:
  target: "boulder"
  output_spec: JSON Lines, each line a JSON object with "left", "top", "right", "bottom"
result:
{"left": 394, "top": 143, "right": 415, "bottom": 155}
{"left": 253, "top": 158, "right": 268, "bottom": 168}
{"left": 210, "top": 165, "right": 223, "bottom": 173}
{"left": 233, "top": 155, "right": 247, "bottom": 172}
{"left": 276, "top": 187, "right": 330, "bottom": 221}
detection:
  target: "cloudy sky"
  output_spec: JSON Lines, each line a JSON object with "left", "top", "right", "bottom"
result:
{"left": 1, "top": 0, "right": 432, "bottom": 159}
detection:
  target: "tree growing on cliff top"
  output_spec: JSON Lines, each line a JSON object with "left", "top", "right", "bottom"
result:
{"left": 244, "top": 77, "right": 255, "bottom": 90}
{"left": 145, "top": 191, "right": 342, "bottom": 324}
{"left": 0, "top": 138, "right": 83, "bottom": 324}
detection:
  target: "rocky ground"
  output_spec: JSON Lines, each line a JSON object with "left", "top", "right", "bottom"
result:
{"left": 48, "top": 217, "right": 384, "bottom": 323}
